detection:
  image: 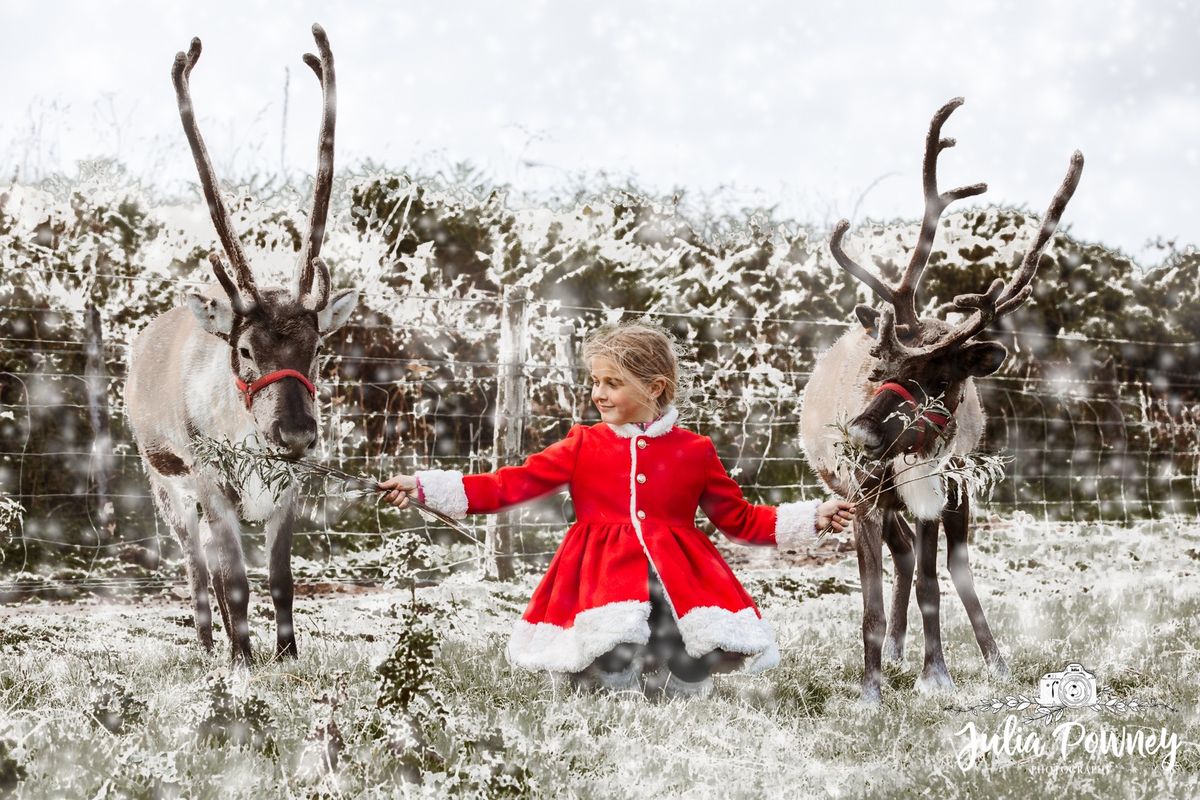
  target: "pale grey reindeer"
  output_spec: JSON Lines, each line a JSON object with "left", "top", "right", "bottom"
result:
{"left": 800, "top": 98, "right": 1083, "bottom": 701}
{"left": 126, "top": 24, "right": 357, "bottom": 664}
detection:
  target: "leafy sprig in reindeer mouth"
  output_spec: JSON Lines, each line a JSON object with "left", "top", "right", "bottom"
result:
{"left": 190, "top": 435, "right": 477, "bottom": 540}
{"left": 823, "top": 390, "right": 1010, "bottom": 537}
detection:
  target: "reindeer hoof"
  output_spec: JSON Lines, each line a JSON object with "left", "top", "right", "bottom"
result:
{"left": 882, "top": 638, "right": 905, "bottom": 664}
{"left": 916, "top": 667, "right": 955, "bottom": 694}
{"left": 987, "top": 657, "right": 1010, "bottom": 680}
{"left": 276, "top": 639, "right": 298, "bottom": 659}
{"left": 860, "top": 681, "right": 883, "bottom": 705}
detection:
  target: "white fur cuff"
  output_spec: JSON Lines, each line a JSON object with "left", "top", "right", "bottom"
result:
{"left": 775, "top": 499, "right": 820, "bottom": 549}
{"left": 414, "top": 469, "right": 469, "bottom": 519}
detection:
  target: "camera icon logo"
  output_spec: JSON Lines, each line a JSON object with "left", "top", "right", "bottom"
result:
{"left": 1038, "top": 663, "right": 1097, "bottom": 708}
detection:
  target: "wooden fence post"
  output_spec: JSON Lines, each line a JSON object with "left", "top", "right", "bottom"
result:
{"left": 84, "top": 303, "right": 116, "bottom": 544}
{"left": 554, "top": 322, "right": 585, "bottom": 422}
{"left": 484, "top": 286, "right": 529, "bottom": 580}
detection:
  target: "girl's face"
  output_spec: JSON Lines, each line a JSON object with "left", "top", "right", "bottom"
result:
{"left": 589, "top": 356, "right": 663, "bottom": 426}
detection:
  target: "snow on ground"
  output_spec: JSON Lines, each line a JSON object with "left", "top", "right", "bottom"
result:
{"left": 1, "top": 518, "right": 1198, "bottom": 798}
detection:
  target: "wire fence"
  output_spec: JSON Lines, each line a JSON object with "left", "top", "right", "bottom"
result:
{"left": 2, "top": 284, "right": 1200, "bottom": 597}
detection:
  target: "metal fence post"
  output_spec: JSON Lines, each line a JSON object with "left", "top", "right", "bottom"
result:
{"left": 485, "top": 286, "right": 529, "bottom": 580}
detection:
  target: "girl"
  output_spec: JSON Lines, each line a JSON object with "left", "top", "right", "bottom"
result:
{"left": 380, "top": 322, "right": 853, "bottom": 697}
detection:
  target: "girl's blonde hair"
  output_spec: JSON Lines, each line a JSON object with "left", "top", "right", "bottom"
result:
{"left": 581, "top": 321, "right": 692, "bottom": 415}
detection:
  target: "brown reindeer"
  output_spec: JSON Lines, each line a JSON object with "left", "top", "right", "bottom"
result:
{"left": 125, "top": 25, "right": 357, "bottom": 664}
{"left": 799, "top": 98, "right": 1083, "bottom": 702}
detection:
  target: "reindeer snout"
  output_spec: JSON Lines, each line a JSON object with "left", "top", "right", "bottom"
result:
{"left": 848, "top": 419, "right": 884, "bottom": 454}
{"left": 275, "top": 416, "right": 318, "bottom": 455}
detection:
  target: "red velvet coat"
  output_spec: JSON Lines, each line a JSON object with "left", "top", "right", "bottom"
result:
{"left": 416, "top": 407, "right": 819, "bottom": 674}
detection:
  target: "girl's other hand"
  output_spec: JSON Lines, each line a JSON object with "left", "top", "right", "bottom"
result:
{"left": 377, "top": 474, "right": 418, "bottom": 508}
{"left": 817, "top": 499, "right": 855, "bottom": 533}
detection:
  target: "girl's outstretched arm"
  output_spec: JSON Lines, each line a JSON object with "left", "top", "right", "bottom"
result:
{"left": 698, "top": 438, "right": 850, "bottom": 548}
{"left": 392, "top": 424, "right": 586, "bottom": 520}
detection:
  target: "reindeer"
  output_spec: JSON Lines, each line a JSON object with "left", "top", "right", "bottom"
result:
{"left": 799, "top": 98, "right": 1083, "bottom": 702}
{"left": 125, "top": 24, "right": 357, "bottom": 664}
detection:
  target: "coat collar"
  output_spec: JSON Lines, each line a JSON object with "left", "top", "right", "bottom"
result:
{"left": 606, "top": 405, "right": 678, "bottom": 439}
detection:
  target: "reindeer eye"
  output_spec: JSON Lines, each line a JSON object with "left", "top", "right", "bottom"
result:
{"left": 239, "top": 346, "right": 251, "bottom": 359}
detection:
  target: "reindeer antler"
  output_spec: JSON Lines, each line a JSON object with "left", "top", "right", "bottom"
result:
{"left": 297, "top": 23, "right": 336, "bottom": 311}
{"left": 830, "top": 97, "right": 986, "bottom": 329}
{"left": 172, "top": 37, "right": 261, "bottom": 312}
{"left": 872, "top": 150, "right": 1086, "bottom": 363}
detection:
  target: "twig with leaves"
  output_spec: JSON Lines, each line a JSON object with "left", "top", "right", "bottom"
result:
{"left": 821, "top": 394, "right": 1010, "bottom": 538}
{"left": 190, "top": 435, "right": 478, "bottom": 542}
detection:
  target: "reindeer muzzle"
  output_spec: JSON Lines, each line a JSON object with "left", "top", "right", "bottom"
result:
{"left": 236, "top": 369, "right": 317, "bottom": 410}
{"left": 873, "top": 382, "right": 949, "bottom": 454}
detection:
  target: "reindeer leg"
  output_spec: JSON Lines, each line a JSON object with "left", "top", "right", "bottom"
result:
{"left": 202, "top": 527, "right": 233, "bottom": 643}
{"left": 914, "top": 517, "right": 954, "bottom": 693}
{"left": 881, "top": 512, "right": 915, "bottom": 664}
{"left": 855, "top": 512, "right": 887, "bottom": 703}
{"left": 199, "top": 487, "right": 253, "bottom": 666}
{"left": 152, "top": 480, "right": 212, "bottom": 652}
{"left": 943, "top": 490, "right": 1008, "bottom": 679}
{"left": 265, "top": 491, "right": 297, "bottom": 659}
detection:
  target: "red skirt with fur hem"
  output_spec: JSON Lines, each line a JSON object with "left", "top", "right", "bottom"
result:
{"left": 414, "top": 407, "right": 820, "bottom": 674}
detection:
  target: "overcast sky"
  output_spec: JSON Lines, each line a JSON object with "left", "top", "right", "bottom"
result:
{"left": 3, "top": 0, "right": 1197, "bottom": 263}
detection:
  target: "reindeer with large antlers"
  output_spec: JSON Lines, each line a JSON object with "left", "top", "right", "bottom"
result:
{"left": 799, "top": 98, "right": 1083, "bottom": 701}
{"left": 125, "top": 24, "right": 357, "bottom": 664}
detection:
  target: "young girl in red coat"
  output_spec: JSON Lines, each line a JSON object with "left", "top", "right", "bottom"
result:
{"left": 380, "top": 323, "right": 853, "bottom": 697}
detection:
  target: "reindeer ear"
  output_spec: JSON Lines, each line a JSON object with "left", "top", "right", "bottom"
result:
{"left": 318, "top": 289, "right": 358, "bottom": 336}
{"left": 185, "top": 293, "right": 233, "bottom": 337}
{"left": 958, "top": 341, "right": 1007, "bottom": 377}
{"left": 855, "top": 304, "right": 880, "bottom": 336}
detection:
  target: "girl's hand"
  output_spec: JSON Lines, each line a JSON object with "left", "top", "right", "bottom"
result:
{"left": 377, "top": 474, "right": 419, "bottom": 509}
{"left": 817, "top": 499, "right": 855, "bottom": 533}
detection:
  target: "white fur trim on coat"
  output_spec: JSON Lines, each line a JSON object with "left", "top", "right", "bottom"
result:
{"left": 607, "top": 405, "right": 679, "bottom": 439}
{"left": 675, "top": 605, "right": 779, "bottom": 672}
{"left": 507, "top": 600, "right": 651, "bottom": 673}
{"left": 414, "top": 469, "right": 469, "bottom": 520}
{"left": 775, "top": 499, "right": 820, "bottom": 550}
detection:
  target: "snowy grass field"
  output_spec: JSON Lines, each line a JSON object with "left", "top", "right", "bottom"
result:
{"left": 2, "top": 518, "right": 1198, "bottom": 798}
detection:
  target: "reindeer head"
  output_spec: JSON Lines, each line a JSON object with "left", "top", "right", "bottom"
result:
{"left": 830, "top": 98, "right": 1084, "bottom": 460}
{"left": 173, "top": 25, "right": 357, "bottom": 456}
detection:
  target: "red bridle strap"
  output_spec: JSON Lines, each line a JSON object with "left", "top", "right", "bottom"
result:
{"left": 235, "top": 369, "right": 316, "bottom": 409}
{"left": 873, "top": 382, "right": 950, "bottom": 452}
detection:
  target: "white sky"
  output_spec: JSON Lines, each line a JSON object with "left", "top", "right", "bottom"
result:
{"left": 3, "top": 0, "right": 1197, "bottom": 264}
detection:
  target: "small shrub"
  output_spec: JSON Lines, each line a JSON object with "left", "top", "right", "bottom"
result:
{"left": 196, "top": 672, "right": 278, "bottom": 758}
{"left": 89, "top": 673, "right": 146, "bottom": 734}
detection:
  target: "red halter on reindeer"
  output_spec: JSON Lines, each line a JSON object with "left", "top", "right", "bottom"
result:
{"left": 800, "top": 97, "right": 1083, "bottom": 702}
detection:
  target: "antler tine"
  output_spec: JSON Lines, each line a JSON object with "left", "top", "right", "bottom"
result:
{"left": 995, "top": 150, "right": 1085, "bottom": 314}
{"left": 171, "top": 37, "right": 260, "bottom": 308}
{"left": 208, "top": 253, "right": 255, "bottom": 316}
{"left": 297, "top": 22, "right": 337, "bottom": 301}
{"left": 895, "top": 97, "right": 987, "bottom": 326}
{"left": 829, "top": 219, "right": 896, "bottom": 306}
{"left": 302, "top": 257, "right": 332, "bottom": 312}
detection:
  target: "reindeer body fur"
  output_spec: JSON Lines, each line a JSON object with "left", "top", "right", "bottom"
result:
{"left": 127, "top": 290, "right": 294, "bottom": 523}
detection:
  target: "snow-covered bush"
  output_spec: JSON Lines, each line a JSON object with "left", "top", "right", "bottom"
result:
{"left": 1, "top": 165, "right": 1197, "bottom": 574}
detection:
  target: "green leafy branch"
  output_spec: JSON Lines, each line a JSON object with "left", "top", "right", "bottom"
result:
{"left": 190, "top": 435, "right": 477, "bottom": 540}
{"left": 823, "top": 391, "right": 1010, "bottom": 537}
